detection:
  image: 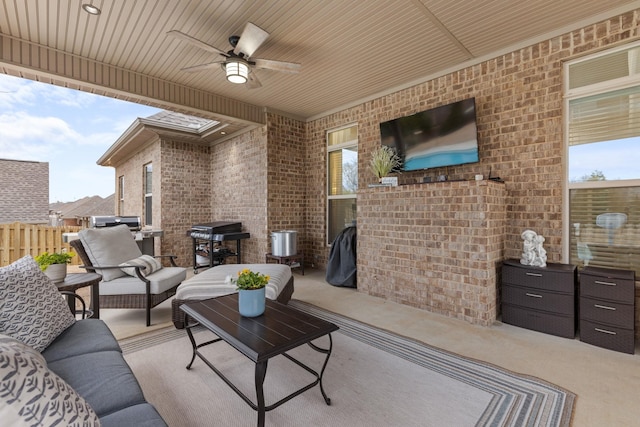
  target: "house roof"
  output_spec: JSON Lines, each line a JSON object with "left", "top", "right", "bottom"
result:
{"left": 50, "top": 195, "right": 115, "bottom": 219}
{"left": 1, "top": 1, "right": 638, "bottom": 142}
{"left": 97, "top": 110, "right": 224, "bottom": 167}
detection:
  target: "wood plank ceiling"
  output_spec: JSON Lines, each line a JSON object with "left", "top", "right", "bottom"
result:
{"left": 1, "top": 0, "right": 639, "bottom": 142}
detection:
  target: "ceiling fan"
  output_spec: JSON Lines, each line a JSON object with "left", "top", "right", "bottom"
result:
{"left": 167, "top": 22, "right": 301, "bottom": 88}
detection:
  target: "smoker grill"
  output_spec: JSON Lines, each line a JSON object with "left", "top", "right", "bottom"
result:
{"left": 90, "top": 215, "right": 141, "bottom": 231}
{"left": 188, "top": 221, "right": 250, "bottom": 273}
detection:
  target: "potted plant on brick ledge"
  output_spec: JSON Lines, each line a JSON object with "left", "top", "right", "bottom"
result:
{"left": 35, "top": 250, "right": 75, "bottom": 284}
{"left": 230, "top": 268, "right": 270, "bottom": 317}
{"left": 370, "top": 145, "right": 400, "bottom": 185}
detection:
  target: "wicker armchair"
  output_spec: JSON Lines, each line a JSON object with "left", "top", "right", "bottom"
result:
{"left": 69, "top": 225, "right": 186, "bottom": 326}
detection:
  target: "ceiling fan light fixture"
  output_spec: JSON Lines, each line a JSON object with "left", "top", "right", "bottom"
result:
{"left": 225, "top": 60, "right": 249, "bottom": 84}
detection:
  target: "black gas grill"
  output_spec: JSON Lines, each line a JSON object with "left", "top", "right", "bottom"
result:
{"left": 189, "top": 221, "right": 250, "bottom": 273}
{"left": 90, "top": 215, "right": 141, "bottom": 230}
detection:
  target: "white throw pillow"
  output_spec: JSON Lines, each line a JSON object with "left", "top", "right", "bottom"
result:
{"left": 78, "top": 224, "right": 142, "bottom": 281}
{"left": 119, "top": 255, "right": 163, "bottom": 277}
{"left": 0, "top": 334, "right": 100, "bottom": 426}
{"left": 0, "top": 256, "right": 75, "bottom": 352}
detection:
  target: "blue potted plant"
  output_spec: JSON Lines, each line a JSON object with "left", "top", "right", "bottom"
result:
{"left": 231, "top": 268, "right": 269, "bottom": 317}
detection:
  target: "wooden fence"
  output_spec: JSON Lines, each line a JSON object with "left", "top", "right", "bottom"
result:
{"left": 0, "top": 222, "right": 82, "bottom": 267}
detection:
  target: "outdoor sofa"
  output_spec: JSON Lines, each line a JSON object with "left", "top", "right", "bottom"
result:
{"left": 0, "top": 255, "right": 166, "bottom": 426}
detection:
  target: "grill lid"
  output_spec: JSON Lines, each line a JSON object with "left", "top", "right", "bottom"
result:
{"left": 90, "top": 216, "right": 141, "bottom": 230}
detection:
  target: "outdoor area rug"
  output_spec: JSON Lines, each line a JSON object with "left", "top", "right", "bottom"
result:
{"left": 120, "top": 300, "right": 575, "bottom": 427}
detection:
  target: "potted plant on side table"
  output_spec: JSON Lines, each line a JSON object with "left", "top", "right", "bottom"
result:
{"left": 35, "top": 250, "right": 75, "bottom": 284}
{"left": 230, "top": 268, "right": 270, "bottom": 317}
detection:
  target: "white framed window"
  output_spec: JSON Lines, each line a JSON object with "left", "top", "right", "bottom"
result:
{"left": 327, "top": 124, "right": 358, "bottom": 245}
{"left": 118, "top": 175, "right": 124, "bottom": 216}
{"left": 565, "top": 42, "right": 640, "bottom": 274}
{"left": 144, "top": 163, "right": 152, "bottom": 226}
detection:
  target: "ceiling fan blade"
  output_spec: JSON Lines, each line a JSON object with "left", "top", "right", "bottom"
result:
{"left": 247, "top": 71, "right": 262, "bottom": 89}
{"left": 167, "top": 30, "right": 228, "bottom": 56}
{"left": 252, "top": 58, "right": 301, "bottom": 74}
{"left": 234, "top": 22, "right": 269, "bottom": 57}
{"left": 180, "top": 61, "right": 224, "bottom": 73}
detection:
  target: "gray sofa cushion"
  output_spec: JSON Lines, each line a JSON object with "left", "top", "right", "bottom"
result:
{"left": 47, "top": 350, "right": 146, "bottom": 417}
{"left": 100, "top": 403, "right": 167, "bottom": 427}
{"left": 42, "top": 319, "right": 121, "bottom": 363}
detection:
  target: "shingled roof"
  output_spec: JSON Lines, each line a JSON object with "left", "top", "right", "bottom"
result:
{"left": 50, "top": 194, "right": 114, "bottom": 219}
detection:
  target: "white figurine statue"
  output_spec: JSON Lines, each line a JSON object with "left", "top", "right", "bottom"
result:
{"left": 520, "top": 229, "right": 537, "bottom": 266}
{"left": 520, "top": 229, "right": 547, "bottom": 267}
{"left": 533, "top": 235, "right": 547, "bottom": 267}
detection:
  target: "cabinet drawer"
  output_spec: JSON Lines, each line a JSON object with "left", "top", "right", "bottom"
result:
{"left": 579, "top": 296, "right": 634, "bottom": 328}
{"left": 503, "top": 285, "right": 574, "bottom": 316}
{"left": 502, "top": 304, "right": 575, "bottom": 338}
{"left": 503, "top": 264, "right": 575, "bottom": 293}
{"left": 579, "top": 319, "right": 635, "bottom": 354}
{"left": 580, "top": 272, "right": 635, "bottom": 303}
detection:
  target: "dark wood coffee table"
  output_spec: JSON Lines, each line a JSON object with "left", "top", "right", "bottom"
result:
{"left": 180, "top": 294, "right": 338, "bottom": 427}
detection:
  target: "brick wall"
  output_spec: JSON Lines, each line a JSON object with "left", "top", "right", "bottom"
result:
{"left": 302, "top": 10, "right": 640, "bottom": 324}
{"left": 266, "top": 113, "right": 306, "bottom": 255}
{"left": 358, "top": 181, "right": 506, "bottom": 325}
{"left": 116, "top": 139, "right": 158, "bottom": 222}
{"left": 159, "top": 138, "right": 212, "bottom": 266}
{"left": 210, "top": 126, "right": 269, "bottom": 264}
{"left": 0, "top": 159, "right": 49, "bottom": 224}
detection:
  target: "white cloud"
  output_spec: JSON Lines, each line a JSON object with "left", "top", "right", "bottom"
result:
{"left": 0, "top": 76, "right": 38, "bottom": 109}
{"left": 0, "top": 73, "right": 161, "bottom": 202}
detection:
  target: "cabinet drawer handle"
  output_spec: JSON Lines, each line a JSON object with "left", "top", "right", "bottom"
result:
{"left": 594, "top": 304, "right": 616, "bottom": 311}
{"left": 594, "top": 280, "right": 616, "bottom": 287}
{"left": 595, "top": 328, "right": 617, "bottom": 335}
{"left": 525, "top": 293, "right": 543, "bottom": 298}
{"left": 525, "top": 272, "right": 542, "bottom": 277}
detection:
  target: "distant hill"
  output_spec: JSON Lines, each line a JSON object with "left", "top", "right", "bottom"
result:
{"left": 50, "top": 194, "right": 115, "bottom": 219}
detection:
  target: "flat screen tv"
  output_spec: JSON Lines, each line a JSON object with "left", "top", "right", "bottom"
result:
{"left": 379, "top": 98, "right": 479, "bottom": 172}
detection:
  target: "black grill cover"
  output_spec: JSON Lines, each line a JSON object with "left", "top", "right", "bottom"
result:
{"left": 325, "top": 226, "right": 357, "bottom": 288}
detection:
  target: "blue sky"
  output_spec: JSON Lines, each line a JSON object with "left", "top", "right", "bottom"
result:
{"left": 0, "top": 74, "right": 161, "bottom": 202}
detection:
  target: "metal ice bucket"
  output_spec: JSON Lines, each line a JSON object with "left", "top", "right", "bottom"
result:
{"left": 271, "top": 230, "right": 297, "bottom": 256}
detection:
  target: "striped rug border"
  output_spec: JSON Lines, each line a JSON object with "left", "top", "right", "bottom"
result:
{"left": 119, "top": 300, "right": 575, "bottom": 427}
{"left": 287, "top": 300, "right": 575, "bottom": 427}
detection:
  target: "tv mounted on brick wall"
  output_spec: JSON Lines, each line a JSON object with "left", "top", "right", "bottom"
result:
{"left": 379, "top": 97, "right": 479, "bottom": 172}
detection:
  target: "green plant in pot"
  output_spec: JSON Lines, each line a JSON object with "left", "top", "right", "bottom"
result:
{"left": 35, "top": 250, "right": 75, "bottom": 283}
{"left": 370, "top": 145, "right": 401, "bottom": 181}
{"left": 231, "top": 268, "right": 270, "bottom": 317}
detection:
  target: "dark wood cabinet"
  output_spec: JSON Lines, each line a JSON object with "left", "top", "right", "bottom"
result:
{"left": 501, "top": 259, "right": 577, "bottom": 338}
{"left": 579, "top": 266, "right": 635, "bottom": 354}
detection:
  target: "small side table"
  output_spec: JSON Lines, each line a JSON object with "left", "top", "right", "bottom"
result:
{"left": 265, "top": 252, "right": 304, "bottom": 275}
{"left": 56, "top": 273, "right": 102, "bottom": 319}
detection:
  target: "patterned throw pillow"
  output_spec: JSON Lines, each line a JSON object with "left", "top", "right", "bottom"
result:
{"left": 0, "top": 334, "right": 100, "bottom": 426}
{"left": 119, "top": 254, "right": 163, "bottom": 277}
{"left": 0, "top": 256, "right": 75, "bottom": 352}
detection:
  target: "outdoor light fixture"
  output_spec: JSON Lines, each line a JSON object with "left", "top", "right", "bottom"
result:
{"left": 225, "top": 60, "right": 248, "bottom": 84}
{"left": 82, "top": 4, "right": 101, "bottom": 15}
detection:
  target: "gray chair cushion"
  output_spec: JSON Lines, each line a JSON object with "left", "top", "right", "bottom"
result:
{"left": 47, "top": 351, "right": 146, "bottom": 417}
{"left": 79, "top": 225, "right": 142, "bottom": 281}
{"left": 99, "top": 267, "right": 187, "bottom": 295}
{"left": 42, "top": 319, "right": 121, "bottom": 363}
{"left": 0, "top": 255, "right": 75, "bottom": 352}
